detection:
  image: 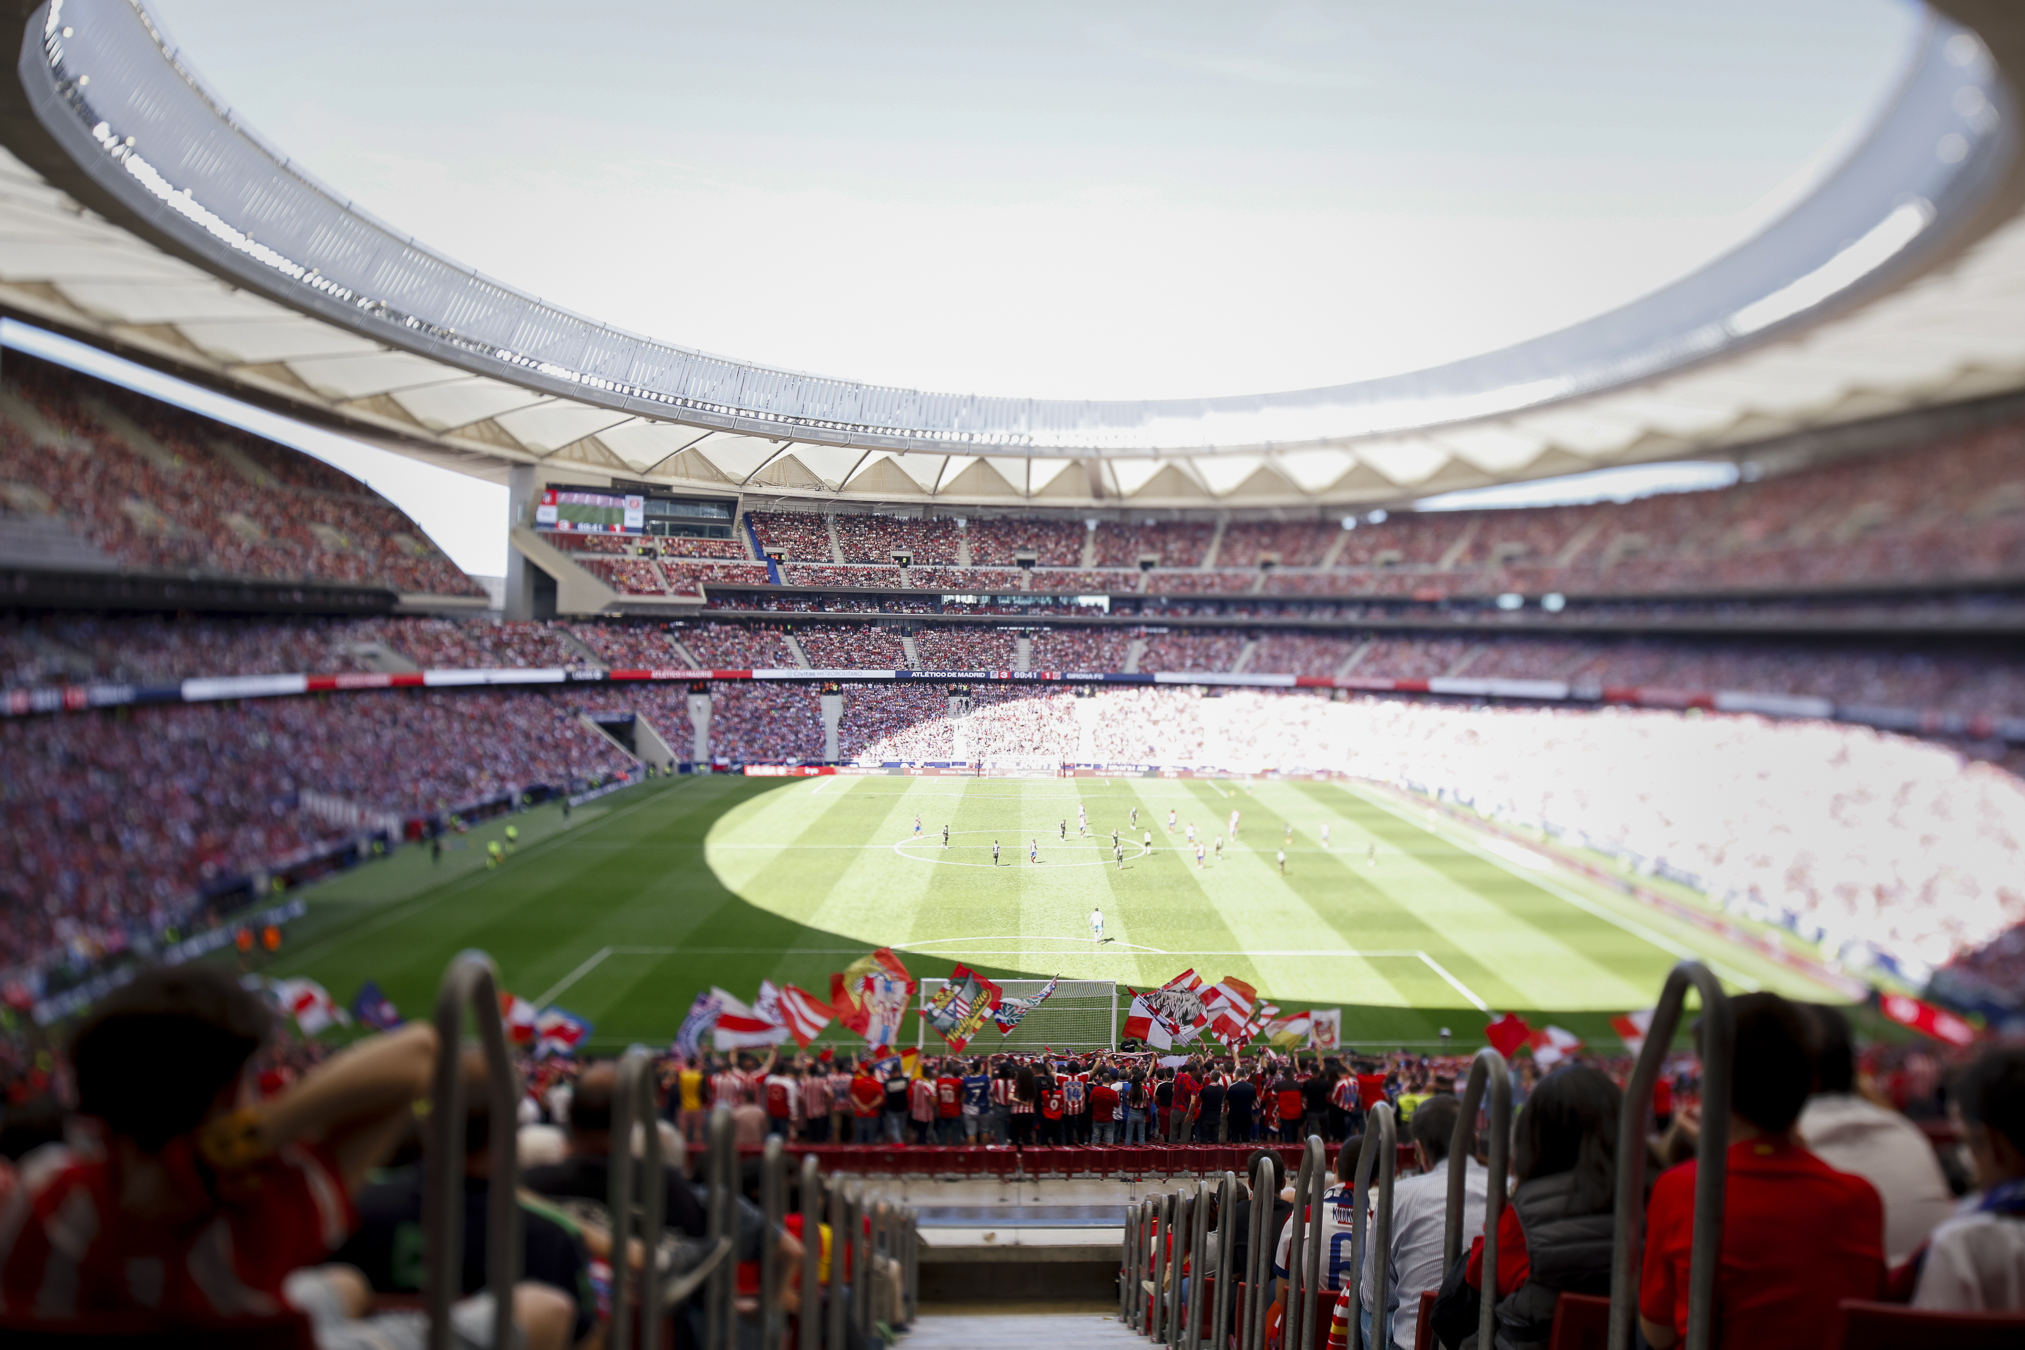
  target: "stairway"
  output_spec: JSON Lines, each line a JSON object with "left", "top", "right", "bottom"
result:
{"left": 905, "top": 1313, "right": 1141, "bottom": 1350}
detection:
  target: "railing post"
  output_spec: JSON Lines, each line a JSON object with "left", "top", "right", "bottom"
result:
{"left": 705, "top": 1107, "right": 736, "bottom": 1350}
{"left": 1608, "top": 961, "right": 1732, "bottom": 1350}
{"left": 826, "top": 1180, "right": 849, "bottom": 1350}
{"left": 1350, "top": 1104, "right": 1398, "bottom": 1350}
{"left": 1187, "top": 1177, "right": 1211, "bottom": 1350}
{"left": 1242, "top": 1156, "right": 1273, "bottom": 1350}
{"left": 1150, "top": 1192, "right": 1173, "bottom": 1343}
{"left": 905, "top": 1204, "right": 919, "bottom": 1324}
{"left": 1286, "top": 1143, "right": 1312, "bottom": 1350}
{"left": 1443, "top": 1048, "right": 1512, "bottom": 1350}
{"left": 1300, "top": 1135, "right": 1327, "bottom": 1350}
{"left": 800, "top": 1155, "right": 822, "bottom": 1350}
{"left": 424, "top": 951, "right": 520, "bottom": 1350}
{"left": 1210, "top": 1172, "right": 1236, "bottom": 1350}
{"left": 850, "top": 1188, "right": 870, "bottom": 1341}
{"left": 761, "top": 1136, "right": 787, "bottom": 1350}
{"left": 608, "top": 1048, "right": 666, "bottom": 1350}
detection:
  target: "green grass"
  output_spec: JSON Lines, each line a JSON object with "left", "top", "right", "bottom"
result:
{"left": 266, "top": 773, "right": 1855, "bottom": 1054}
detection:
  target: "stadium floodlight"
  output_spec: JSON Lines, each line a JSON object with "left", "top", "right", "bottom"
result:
{"left": 1368, "top": 509, "right": 1389, "bottom": 524}
{"left": 1542, "top": 592, "right": 1567, "bottom": 612}
{"left": 1340, "top": 515, "right": 1357, "bottom": 531}
{"left": 1497, "top": 592, "right": 1524, "bottom": 611}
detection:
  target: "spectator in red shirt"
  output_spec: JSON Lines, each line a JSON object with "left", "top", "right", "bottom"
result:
{"left": 1091, "top": 1075, "right": 1121, "bottom": 1145}
{"left": 1171, "top": 1062, "right": 1200, "bottom": 1143}
{"left": 934, "top": 1063, "right": 964, "bottom": 1143}
{"left": 1274, "top": 1066, "right": 1305, "bottom": 1143}
{"left": 1039, "top": 1074, "right": 1066, "bottom": 1144}
{"left": 908, "top": 1072, "right": 937, "bottom": 1145}
{"left": 848, "top": 1065, "right": 885, "bottom": 1143}
{"left": 1639, "top": 993, "right": 1885, "bottom": 1350}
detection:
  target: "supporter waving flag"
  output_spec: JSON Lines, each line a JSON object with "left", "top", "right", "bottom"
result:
{"left": 350, "top": 980, "right": 403, "bottom": 1032}
{"left": 1263, "top": 1009, "right": 1313, "bottom": 1048}
{"left": 1122, "top": 970, "right": 1209, "bottom": 1049}
{"left": 1611, "top": 1008, "right": 1656, "bottom": 1058}
{"left": 712, "top": 986, "right": 790, "bottom": 1049}
{"left": 776, "top": 982, "right": 837, "bottom": 1047}
{"left": 271, "top": 977, "right": 347, "bottom": 1037}
{"left": 675, "top": 990, "right": 723, "bottom": 1058}
{"left": 992, "top": 975, "right": 1058, "bottom": 1034}
{"left": 831, "top": 947, "right": 916, "bottom": 1053}
{"left": 1528, "top": 1024, "right": 1584, "bottom": 1068}
{"left": 534, "top": 1007, "right": 592, "bottom": 1058}
{"left": 924, "top": 964, "right": 1002, "bottom": 1051}
{"left": 1485, "top": 1011, "right": 1532, "bottom": 1058}
{"left": 1201, "top": 976, "right": 1261, "bottom": 1046}
{"left": 498, "top": 992, "right": 538, "bottom": 1048}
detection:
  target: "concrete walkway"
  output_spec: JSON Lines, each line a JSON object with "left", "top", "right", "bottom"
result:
{"left": 906, "top": 1311, "right": 1141, "bottom": 1350}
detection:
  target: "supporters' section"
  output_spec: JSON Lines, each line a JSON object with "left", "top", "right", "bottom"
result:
{"left": 0, "top": 353, "right": 482, "bottom": 596}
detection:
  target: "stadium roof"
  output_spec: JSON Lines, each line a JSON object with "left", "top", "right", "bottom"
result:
{"left": 4, "top": 0, "right": 2025, "bottom": 511}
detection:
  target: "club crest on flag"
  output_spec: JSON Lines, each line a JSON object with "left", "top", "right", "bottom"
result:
{"left": 923, "top": 965, "right": 1003, "bottom": 1052}
{"left": 993, "top": 975, "right": 1058, "bottom": 1034}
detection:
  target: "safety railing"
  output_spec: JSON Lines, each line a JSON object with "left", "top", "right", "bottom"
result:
{"left": 424, "top": 951, "right": 521, "bottom": 1350}
{"left": 1609, "top": 960, "right": 1733, "bottom": 1350}
{"left": 607, "top": 1047, "right": 666, "bottom": 1350}
{"left": 1443, "top": 1047, "right": 1512, "bottom": 1350}
{"left": 1349, "top": 1103, "right": 1397, "bottom": 1350}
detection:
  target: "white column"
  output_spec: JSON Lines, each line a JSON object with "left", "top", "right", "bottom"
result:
{"left": 820, "top": 692, "right": 843, "bottom": 762}
{"left": 688, "top": 692, "right": 711, "bottom": 764}
{"left": 503, "top": 463, "right": 539, "bottom": 620}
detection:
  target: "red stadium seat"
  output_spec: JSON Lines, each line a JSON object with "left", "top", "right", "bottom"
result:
{"left": 1831, "top": 1299, "right": 2025, "bottom": 1349}
{"left": 0, "top": 1313, "right": 317, "bottom": 1349}
{"left": 1416, "top": 1290, "right": 1438, "bottom": 1350}
{"left": 1548, "top": 1292, "right": 1610, "bottom": 1350}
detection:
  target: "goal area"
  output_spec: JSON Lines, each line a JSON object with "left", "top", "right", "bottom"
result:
{"left": 916, "top": 978, "right": 1117, "bottom": 1052}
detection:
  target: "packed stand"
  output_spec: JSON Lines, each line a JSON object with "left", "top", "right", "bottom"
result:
{"left": 663, "top": 560, "right": 773, "bottom": 589}
{"left": 832, "top": 513, "right": 959, "bottom": 565}
{"left": 567, "top": 622, "right": 684, "bottom": 669}
{"left": 1218, "top": 519, "right": 1337, "bottom": 567}
{"left": 1138, "top": 628, "right": 1248, "bottom": 673}
{"left": 0, "top": 614, "right": 380, "bottom": 687}
{"left": 746, "top": 510, "right": 834, "bottom": 562}
{"left": 674, "top": 622, "right": 799, "bottom": 669}
{"left": 779, "top": 564, "right": 901, "bottom": 589}
{"left": 966, "top": 516, "right": 1085, "bottom": 566}
{"left": 706, "top": 683, "right": 825, "bottom": 763}
{"left": 370, "top": 619, "right": 594, "bottom": 671}
{"left": 1031, "top": 569, "right": 1140, "bottom": 594}
{"left": 912, "top": 626, "right": 1019, "bottom": 668}
{"left": 579, "top": 557, "right": 666, "bottom": 595}
{"left": 0, "top": 352, "right": 481, "bottom": 595}
{"left": 1248, "top": 631, "right": 1361, "bottom": 677}
{"left": 1031, "top": 626, "right": 1133, "bottom": 670}
{"left": 0, "top": 688, "right": 636, "bottom": 970}
{"left": 791, "top": 624, "right": 905, "bottom": 668}
{"left": 1094, "top": 519, "right": 1216, "bottom": 568}
{"left": 840, "top": 683, "right": 955, "bottom": 760}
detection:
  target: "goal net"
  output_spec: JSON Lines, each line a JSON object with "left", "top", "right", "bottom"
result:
{"left": 916, "top": 978, "right": 1117, "bottom": 1051}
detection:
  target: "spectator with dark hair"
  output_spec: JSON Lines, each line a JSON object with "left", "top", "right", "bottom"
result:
{"left": 1229, "top": 1147, "right": 1292, "bottom": 1296}
{"left": 1798, "top": 1004, "right": 1955, "bottom": 1265}
{"left": 1912, "top": 1044, "right": 2025, "bottom": 1311}
{"left": 1227, "top": 1068, "right": 1259, "bottom": 1143}
{"left": 1639, "top": 992, "right": 1885, "bottom": 1350}
{"left": 1354, "top": 1092, "right": 1486, "bottom": 1350}
{"left": 0, "top": 965, "right": 471, "bottom": 1335}
{"left": 521, "top": 1060, "right": 707, "bottom": 1240}
{"left": 1440, "top": 1066, "right": 1621, "bottom": 1349}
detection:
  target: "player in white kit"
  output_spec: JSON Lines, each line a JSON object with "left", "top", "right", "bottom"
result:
{"left": 1090, "top": 907, "right": 1105, "bottom": 941}
{"left": 1229, "top": 808, "right": 1240, "bottom": 840}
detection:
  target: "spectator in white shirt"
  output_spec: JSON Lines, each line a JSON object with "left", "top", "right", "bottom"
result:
{"left": 1799, "top": 1005, "right": 1956, "bottom": 1265}
{"left": 1913, "top": 1045, "right": 2025, "bottom": 1312}
{"left": 1364, "top": 1094, "right": 1488, "bottom": 1350}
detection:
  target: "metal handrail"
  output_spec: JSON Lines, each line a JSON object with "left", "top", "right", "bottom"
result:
{"left": 1608, "top": 961, "right": 1733, "bottom": 1350}
{"left": 849, "top": 1188, "right": 870, "bottom": 1341}
{"left": 826, "top": 1179, "right": 849, "bottom": 1350}
{"left": 1166, "top": 1190, "right": 1191, "bottom": 1349}
{"left": 704, "top": 1108, "right": 736, "bottom": 1350}
{"left": 607, "top": 1048, "right": 667, "bottom": 1350}
{"left": 1150, "top": 1192, "right": 1173, "bottom": 1343}
{"left": 1285, "top": 1141, "right": 1313, "bottom": 1350}
{"left": 424, "top": 951, "right": 520, "bottom": 1350}
{"left": 1121, "top": 1199, "right": 1138, "bottom": 1325}
{"left": 1349, "top": 1104, "right": 1398, "bottom": 1350}
{"left": 1210, "top": 1172, "right": 1236, "bottom": 1350}
{"left": 1444, "top": 1047, "right": 1511, "bottom": 1350}
{"left": 1186, "top": 1177, "right": 1211, "bottom": 1350}
{"left": 799, "top": 1155, "right": 822, "bottom": 1350}
{"left": 760, "top": 1136, "right": 787, "bottom": 1350}
{"left": 1300, "top": 1135, "right": 1328, "bottom": 1350}
{"left": 1241, "top": 1154, "right": 1274, "bottom": 1350}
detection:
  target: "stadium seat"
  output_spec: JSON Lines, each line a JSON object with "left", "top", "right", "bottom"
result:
{"left": 0, "top": 1313, "right": 317, "bottom": 1349}
{"left": 1831, "top": 1299, "right": 2025, "bottom": 1348}
{"left": 1548, "top": 1292, "right": 1610, "bottom": 1350}
{"left": 1416, "top": 1290, "right": 1438, "bottom": 1350}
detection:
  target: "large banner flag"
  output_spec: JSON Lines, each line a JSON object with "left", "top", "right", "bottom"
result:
{"left": 923, "top": 965, "right": 1003, "bottom": 1051}
{"left": 1309, "top": 1008, "right": 1342, "bottom": 1052}
{"left": 674, "top": 991, "right": 723, "bottom": 1058}
{"left": 1529, "top": 1025, "right": 1584, "bottom": 1068}
{"left": 776, "top": 983, "right": 837, "bottom": 1047}
{"left": 1878, "top": 991, "right": 1977, "bottom": 1047}
{"left": 712, "top": 987, "right": 791, "bottom": 1049}
{"left": 1485, "top": 1012, "right": 1531, "bottom": 1058}
{"left": 993, "top": 976, "right": 1058, "bottom": 1034}
{"left": 351, "top": 980, "right": 403, "bottom": 1032}
{"left": 831, "top": 948, "right": 916, "bottom": 1053}
{"left": 534, "top": 1007, "right": 593, "bottom": 1058}
{"left": 1123, "top": 970, "right": 1210, "bottom": 1049}
{"left": 499, "top": 992, "right": 538, "bottom": 1048}
{"left": 274, "top": 978, "right": 347, "bottom": 1037}
{"left": 1263, "top": 1010, "right": 1313, "bottom": 1048}
{"left": 1202, "top": 977, "right": 1276, "bottom": 1047}
{"left": 1611, "top": 1008, "right": 1656, "bottom": 1058}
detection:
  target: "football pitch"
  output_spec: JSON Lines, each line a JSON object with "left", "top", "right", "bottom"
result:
{"left": 268, "top": 773, "right": 1852, "bottom": 1053}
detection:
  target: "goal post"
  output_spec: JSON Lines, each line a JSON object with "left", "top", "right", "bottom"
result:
{"left": 915, "top": 978, "right": 1117, "bottom": 1052}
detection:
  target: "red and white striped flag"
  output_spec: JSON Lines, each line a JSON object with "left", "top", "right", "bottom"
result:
{"left": 1528, "top": 1025, "right": 1584, "bottom": 1069}
{"left": 712, "top": 987, "right": 790, "bottom": 1049}
{"left": 1201, "top": 976, "right": 1260, "bottom": 1046}
{"left": 776, "top": 983, "right": 835, "bottom": 1047}
{"left": 499, "top": 992, "right": 538, "bottom": 1048}
{"left": 1611, "top": 1009, "right": 1655, "bottom": 1058}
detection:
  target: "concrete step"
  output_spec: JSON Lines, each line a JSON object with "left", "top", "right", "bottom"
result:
{"left": 906, "top": 1312, "right": 1140, "bottom": 1349}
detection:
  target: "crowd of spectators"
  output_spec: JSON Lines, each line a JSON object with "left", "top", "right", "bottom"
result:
{"left": 1147, "top": 569, "right": 1260, "bottom": 595}
{"left": 0, "top": 353, "right": 481, "bottom": 596}
{"left": 567, "top": 622, "right": 684, "bottom": 668}
{"left": 779, "top": 564, "right": 901, "bottom": 589}
{"left": 745, "top": 511, "right": 833, "bottom": 562}
{"left": 912, "top": 626, "right": 1019, "bottom": 668}
{"left": 791, "top": 624, "right": 905, "bottom": 668}
{"left": 663, "top": 561, "right": 774, "bottom": 590}
{"left": 1094, "top": 519, "right": 1215, "bottom": 568}
{"left": 1139, "top": 629, "right": 1249, "bottom": 673}
{"left": 1, "top": 614, "right": 378, "bottom": 687}
{"left": 832, "top": 513, "right": 958, "bottom": 565}
{"left": 578, "top": 557, "right": 667, "bottom": 595}
{"left": 967, "top": 516, "right": 1085, "bottom": 566}
{"left": 0, "top": 689, "right": 636, "bottom": 970}
{"left": 1030, "top": 626, "right": 1133, "bottom": 670}
{"left": 364, "top": 619, "right": 592, "bottom": 671}
{"left": 1030, "top": 568, "right": 1140, "bottom": 594}
{"left": 705, "top": 683, "right": 824, "bottom": 763}
{"left": 1219, "top": 519, "right": 1337, "bottom": 567}
{"left": 654, "top": 535, "right": 752, "bottom": 559}
{"left": 839, "top": 683, "right": 954, "bottom": 760}
{"left": 673, "top": 622, "right": 797, "bottom": 669}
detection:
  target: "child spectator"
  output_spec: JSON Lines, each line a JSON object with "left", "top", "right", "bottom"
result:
{"left": 1638, "top": 992, "right": 1885, "bottom": 1350}
{"left": 1912, "top": 1044, "right": 2025, "bottom": 1311}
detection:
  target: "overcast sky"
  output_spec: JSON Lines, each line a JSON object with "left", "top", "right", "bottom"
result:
{"left": 153, "top": 0, "right": 1918, "bottom": 403}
